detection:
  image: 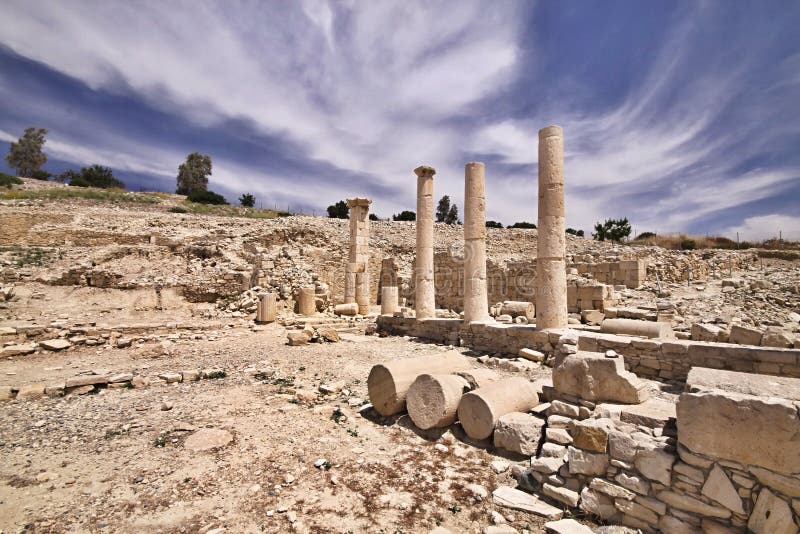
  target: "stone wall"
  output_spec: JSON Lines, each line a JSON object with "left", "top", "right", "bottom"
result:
{"left": 376, "top": 317, "right": 800, "bottom": 381}
{"left": 574, "top": 259, "right": 646, "bottom": 288}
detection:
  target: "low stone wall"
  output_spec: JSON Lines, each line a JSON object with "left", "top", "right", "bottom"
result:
{"left": 376, "top": 317, "right": 800, "bottom": 381}
{"left": 574, "top": 259, "right": 646, "bottom": 288}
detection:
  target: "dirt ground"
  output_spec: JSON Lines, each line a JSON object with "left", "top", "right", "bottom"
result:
{"left": 0, "top": 314, "right": 594, "bottom": 534}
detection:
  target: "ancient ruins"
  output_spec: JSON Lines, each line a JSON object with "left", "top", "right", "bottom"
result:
{"left": 1, "top": 126, "right": 799, "bottom": 533}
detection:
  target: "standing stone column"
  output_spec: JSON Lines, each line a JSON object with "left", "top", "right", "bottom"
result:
{"left": 257, "top": 293, "right": 277, "bottom": 323}
{"left": 463, "top": 162, "right": 490, "bottom": 323}
{"left": 297, "top": 287, "right": 316, "bottom": 316}
{"left": 536, "top": 125, "right": 568, "bottom": 329}
{"left": 345, "top": 198, "right": 372, "bottom": 314}
{"left": 380, "top": 258, "right": 399, "bottom": 316}
{"left": 414, "top": 166, "right": 436, "bottom": 319}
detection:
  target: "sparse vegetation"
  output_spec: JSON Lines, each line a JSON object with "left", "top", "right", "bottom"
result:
{"left": 509, "top": 221, "right": 536, "bottom": 229}
{"left": 6, "top": 127, "right": 47, "bottom": 178}
{"left": 0, "top": 246, "right": 58, "bottom": 267}
{"left": 369, "top": 213, "right": 379, "bottom": 221}
{"left": 566, "top": 228, "right": 584, "bottom": 237}
{"left": 327, "top": 200, "right": 349, "bottom": 219}
{"left": 176, "top": 152, "right": 212, "bottom": 195}
{"left": 169, "top": 206, "right": 188, "bottom": 213}
{"left": 592, "top": 217, "right": 631, "bottom": 243}
{"left": 0, "top": 187, "right": 160, "bottom": 203}
{"left": 239, "top": 193, "right": 255, "bottom": 207}
{"left": 393, "top": 210, "right": 416, "bottom": 221}
{"left": 64, "top": 164, "right": 125, "bottom": 189}
{"left": 486, "top": 220, "right": 503, "bottom": 228}
{"left": 187, "top": 190, "right": 228, "bottom": 205}
{"left": 0, "top": 172, "right": 23, "bottom": 188}
{"left": 30, "top": 169, "right": 52, "bottom": 181}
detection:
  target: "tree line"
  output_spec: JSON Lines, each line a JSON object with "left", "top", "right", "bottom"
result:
{"left": 4, "top": 127, "right": 258, "bottom": 207}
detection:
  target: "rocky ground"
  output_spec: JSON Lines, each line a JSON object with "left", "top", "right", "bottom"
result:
{"left": 0, "top": 315, "right": 588, "bottom": 534}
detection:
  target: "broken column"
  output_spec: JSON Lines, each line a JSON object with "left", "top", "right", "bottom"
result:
{"left": 257, "top": 293, "right": 277, "bottom": 323}
{"left": 457, "top": 377, "right": 540, "bottom": 440}
{"left": 345, "top": 197, "right": 372, "bottom": 314}
{"left": 535, "top": 125, "right": 568, "bottom": 329}
{"left": 414, "top": 165, "right": 436, "bottom": 318}
{"left": 406, "top": 373, "right": 470, "bottom": 429}
{"left": 297, "top": 287, "right": 315, "bottom": 316}
{"left": 380, "top": 258, "right": 399, "bottom": 316}
{"left": 463, "top": 162, "right": 490, "bottom": 323}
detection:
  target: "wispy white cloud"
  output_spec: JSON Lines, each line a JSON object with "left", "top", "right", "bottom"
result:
{"left": 720, "top": 214, "right": 800, "bottom": 242}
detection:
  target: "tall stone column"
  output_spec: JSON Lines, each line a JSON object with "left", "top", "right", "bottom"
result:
{"left": 414, "top": 165, "right": 436, "bottom": 319}
{"left": 345, "top": 197, "right": 372, "bottom": 314}
{"left": 536, "top": 125, "right": 568, "bottom": 329}
{"left": 463, "top": 162, "right": 490, "bottom": 323}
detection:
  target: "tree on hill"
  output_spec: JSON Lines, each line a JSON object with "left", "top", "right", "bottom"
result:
{"left": 369, "top": 213, "right": 379, "bottom": 221}
{"left": 486, "top": 221, "right": 503, "bottom": 228}
{"left": 509, "top": 221, "right": 537, "bottom": 229}
{"left": 62, "top": 164, "right": 125, "bottom": 189}
{"left": 592, "top": 217, "right": 631, "bottom": 243}
{"left": 327, "top": 200, "right": 349, "bottom": 219}
{"left": 566, "top": 228, "right": 584, "bottom": 237}
{"left": 393, "top": 210, "right": 416, "bottom": 221}
{"left": 239, "top": 193, "right": 255, "bottom": 207}
{"left": 436, "top": 195, "right": 451, "bottom": 223}
{"left": 176, "top": 152, "right": 212, "bottom": 195}
{"left": 444, "top": 203, "right": 459, "bottom": 225}
{"left": 6, "top": 127, "right": 48, "bottom": 178}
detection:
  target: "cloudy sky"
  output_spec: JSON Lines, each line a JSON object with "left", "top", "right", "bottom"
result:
{"left": 1, "top": 1, "right": 799, "bottom": 239}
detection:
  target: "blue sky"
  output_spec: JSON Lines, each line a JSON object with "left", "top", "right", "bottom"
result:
{"left": 1, "top": 1, "right": 799, "bottom": 239}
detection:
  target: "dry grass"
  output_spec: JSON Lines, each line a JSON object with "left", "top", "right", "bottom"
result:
{"left": 630, "top": 233, "right": 800, "bottom": 251}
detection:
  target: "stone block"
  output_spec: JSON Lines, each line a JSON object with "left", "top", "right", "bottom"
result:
{"left": 542, "top": 483, "right": 579, "bottom": 507}
{"left": 39, "top": 338, "right": 71, "bottom": 351}
{"left": 567, "top": 445, "right": 609, "bottom": 476}
{"left": 493, "top": 412, "right": 545, "bottom": 456}
{"left": 748, "top": 488, "right": 796, "bottom": 534}
{"left": 702, "top": 464, "right": 744, "bottom": 515}
{"left": 677, "top": 389, "right": 800, "bottom": 473}
{"left": 492, "top": 486, "right": 563, "bottom": 519}
{"left": 552, "top": 351, "right": 648, "bottom": 404}
{"left": 543, "top": 518, "right": 593, "bottom": 534}
{"left": 579, "top": 487, "right": 617, "bottom": 519}
{"left": 656, "top": 491, "right": 731, "bottom": 519}
{"left": 686, "top": 366, "right": 800, "bottom": 401}
{"left": 16, "top": 384, "right": 46, "bottom": 400}
{"left": 570, "top": 418, "right": 613, "bottom": 452}
{"left": 635, "top": 442, "right": 675, "bottom": 486}
{"left": 729, "top": 324, "right": 762, "bottom": 346}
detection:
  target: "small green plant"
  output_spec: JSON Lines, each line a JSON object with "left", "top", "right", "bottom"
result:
{"left": 187, "top": 190, "right": 228, "bottom": 205}
{"left": 448, "top": 501, "right": 461, "bottom": 514}
{"left": 347, "top": 428, "right": 359, "bottom": 437}
{"left": 509, "top": 221, "right": 536, "bottom": 229}
{"left": 680, "top": 239, "right": 697, "bottom": 250}
{"left": 153, "top": 435, "right": 167, "bottom": 447}
{"left": 321, "top": 460, "right": 332, "bottom": 470}
{"left": 169, "top": 206, "right": 188, "bottom": 213}
{"left": 331, "top": 407, "right": 344, "bottom": 424}
{"left": 0, "top": 173, "right": 23, "bottom": 188}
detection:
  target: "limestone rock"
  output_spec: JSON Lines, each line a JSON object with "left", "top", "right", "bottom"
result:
{"left": 184, "top": 428, "right": 233, "bottom": 451}
{"left": 579, "top": 487, "right": 617, "bottom": 520}
{"left": 635, "top": 442, "right": 674, "bottom": 486}
{"left": 701, "top": 464, "right": 744, "bottom": 514}
{"left": 16, "top": 384, "right": 46, "bottom": 400}
{"left": 287, "top": 331, "right": 310, "bottom": 346}
{"left": 519, "top": 348, "right": 544, "bottom": 362}
{"left": 1, "top": 343, "right": 37, "bottom": 356}
{"left": 542, "top": 483, "right": 580, "bottom": 507}
{"left": 570, "top": 418, "right": 613, "bottom": 453}
{"left": 552, "top": 352, "right": 648, "bottom": 404}
{"left": 568, "top": 446, "right": 609, "bottom": 476}
{"left": 656, "top": 491, "right": 731, "bottom": 519}
{"left": 589, "top": 478, "right": 635, "bottom": 500}
{"left": 677, "top": 389, "right": 800, "bottom": 473}
{"left": 493, "top": 412, "right": 544, "bottom": 455}
{"left": 39, "top": 338, "right": 71, "bottom": 351}
{"left": 65, "top": 375, "right": 109, "bottom": 388}
{"left": 544, "top": 518, "right": 593, "bottom": 533}
{"left": 728, "top": 324, "right": 762, "bottom": 345}
{"left": 749, "top": 466, "right": 800, "bottom": 498}
{"left": 748, "top": 488, "right": 797, "bottom": 534}
{"left": 0, "top": 386, "right": 15, "bottom": 400}
{"left": 492, "top": 486, "right": 563, "bottom": 519}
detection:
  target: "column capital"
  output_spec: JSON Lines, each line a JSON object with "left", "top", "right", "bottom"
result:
{"left": 346, "top": 197, "right": 372, "bottom": 208}
{"left": 414, "top": 165, "right": 436, "bottom": 178}
{"left": 539, "top": 125, "right": 563, "bottom": 139}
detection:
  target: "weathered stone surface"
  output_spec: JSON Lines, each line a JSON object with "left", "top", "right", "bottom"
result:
{"left": 615, "top": 499, "right": 658, "bottom": 526}
{"left": 65, "top": 375, "right": 109, "bottom": 388}
{"left": 618, "top": 398, "right": 676, "bottom": 428}
{"left": 702, "top": 464, "right": 744, "bottom": 514}
{"left": 531, "top": 457, "right": 565, "bottom": 474}
{"left": 1, "top": 343, "right": 37, "bottom": 356}
{"left": 579, "top": 487, "right": 617, "bottom": 519}
{"left": 691, "top": 323, "right": 725, "bottom": 342}
{"left": 570, "top": 418, "right": 613, "bottom": 452}
{"left": 615, "top": 472, "right": 650, "bottom": 495}
{"left": 544, "top": 518, "right": 593, "bottom": 534}
{"left": 519, "top": 348, "right": 544, "bottom": 362}
{"left": 184, "top": 428, "right": 233, "bottom": 451}
{"left": 677, "top": 389, "right": 800, "bottom": 473}
{"left": 749, "top": 466, "right": 800, "bottom": 498}
{"left": 762, "top": 328, "right": 794, "bottom": 348}
{"left": 635, "top": 442, "right": 675, "bottom": 486}
{"left": 553, "top": 352, "right": 648, "bottom": 404}
{"left": 700, "top": 519, "right": 742, "bottom": 534}
{"left": 747, "top": 488, "right": 797, "bottom": 534}
{"left": 687, "top": 366, "right": 800, "bottom": 401}
{"left": 546, "top": 427, "right": 573, "bottom": 445}
{"left": 608, "top": 430, "right": 638, "bottom": 462}
{"left": 568, "top": 446, "right": 609, "bottom": 476}
{"left": 16, "top": 384, "right": 46, "bottom": 400}
{"left": 0, "top": 386, "right": 15, "bottom": 400}
{"left": 159, "top": 372, "right": 182, "bottom": 383}
{"left": 589, "top": 478, "right": 635, "bottom": 500}
{"left": 108, "top": 373, "right": 133, "bottom": 383}
{"left": 659, "top": 515, "right": 702, "bottom": 534}
{"left": 287, "top": 331, "right": 310, "bottom": 346}
{"left": 492, "top": 486, "right": 563, "bottom": 519}
{"left": 729, "top": 324, "right": 762, "bottom": 345}
{"left": 656, "top": 491, "right": 731, "bottom": 519}
{"left": 542, "top": 483, "right": 580, "bottom": 507}
{"left": 39, "top": 338, "right": 71, "bottom": 351}
{"left": 493, "top": 412, "right": 545, "bottom": 455}
{"left": 550, "top": 399, "right": 580, "bottom": 418}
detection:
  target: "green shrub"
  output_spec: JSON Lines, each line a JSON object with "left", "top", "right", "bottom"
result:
{"left": 169, "top": 206, "right": 188, "bottom": 213}
{"left": 30, "top": 169, "right": 51, "bottom": 181}
{"left": 187, "top": 190, "right": 228, "bottom": 205}
{"left": 486, "top": 220, "right": 503, "bottom": 228}
{"left": 636, "top": 231, "right": 657, "bottom": 240}
{"left": 509, "top": 221, "right": 536, "bottom": 229}
{"left": 0, "top": 173, "right": 23, "bottom": 188}
{"left": 680, "top": 239, "right": 697, "bottom": 250}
